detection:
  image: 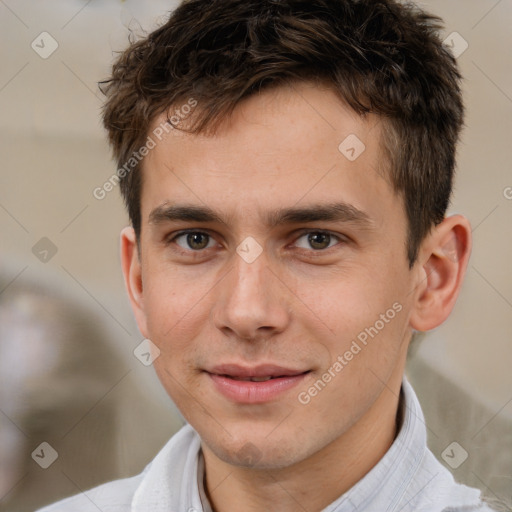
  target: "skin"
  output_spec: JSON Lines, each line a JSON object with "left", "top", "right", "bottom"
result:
{"left": 121, "top": 80, "right": 472, "bottom": 512}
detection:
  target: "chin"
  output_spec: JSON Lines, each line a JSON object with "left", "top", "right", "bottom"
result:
{"left": 202, "top": 428, "right": 314, "bottom": 470}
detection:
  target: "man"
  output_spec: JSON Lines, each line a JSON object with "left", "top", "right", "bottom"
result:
{"left": 38, "top": 0, "right": 497, "bottom": 510}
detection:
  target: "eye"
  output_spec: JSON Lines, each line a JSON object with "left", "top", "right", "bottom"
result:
{"left": 294, "top": 231, "right": 343, "bottom": 251}
{"left": 172, "top": 231, "right": 217, "bottom": 251}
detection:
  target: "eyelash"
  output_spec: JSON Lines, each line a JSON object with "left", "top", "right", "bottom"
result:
{"left": 165, "top": 229, "right": 346, "bottom": 255}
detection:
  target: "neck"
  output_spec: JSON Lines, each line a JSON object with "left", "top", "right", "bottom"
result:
{"left": 202, "top": 377, "right": 403, "bottom": 512}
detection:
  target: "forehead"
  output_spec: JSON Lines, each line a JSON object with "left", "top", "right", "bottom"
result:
{"left": 141, "top": 81, "right": 398, "bottom": 227}
{"left": 148, "top": 80, "right": 384, "bottom": 157}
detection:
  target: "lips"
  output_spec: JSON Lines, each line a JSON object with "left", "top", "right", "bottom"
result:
{"left": 206, "top": 364, "right": 310, "bottom": 403}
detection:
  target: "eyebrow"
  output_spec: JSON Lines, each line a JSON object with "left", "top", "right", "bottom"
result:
{"left": 149, "top": 201, "right": 373, "bottom": 230}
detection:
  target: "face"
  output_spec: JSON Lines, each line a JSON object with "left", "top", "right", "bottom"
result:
{"left": 124, "top": 81, "right": 420, "bottom": 470}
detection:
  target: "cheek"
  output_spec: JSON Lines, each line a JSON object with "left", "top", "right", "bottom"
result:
{"left": 142, "top": 267, "right": 211, "bottom": 353}
{"left": 299, "top": 268, "right": 408, "bottom": 364}
{"left": 296, "top": 271, "right": 380, "bottom": 332}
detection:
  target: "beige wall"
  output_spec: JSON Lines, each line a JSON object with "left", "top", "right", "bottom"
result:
{"left": 1, "top": 0, "right": 511, "bottom": 510}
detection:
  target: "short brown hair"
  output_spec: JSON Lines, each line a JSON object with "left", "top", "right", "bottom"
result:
{"left": 99, "top": 0, "right": 464, "bottom": 267}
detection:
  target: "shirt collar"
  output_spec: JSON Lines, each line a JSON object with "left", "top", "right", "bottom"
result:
{"left": 131, "top": 421, "right": 206, "bottom": 512}
{"left": 321, "top": 377, "right": 425, "bottom": 511}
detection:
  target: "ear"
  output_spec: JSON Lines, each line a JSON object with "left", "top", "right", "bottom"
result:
{"left": 409, "top": 214, "right": 472, "bottom": 332}
{"left": 120, "top": 226, "right": 149, "bottom": 338}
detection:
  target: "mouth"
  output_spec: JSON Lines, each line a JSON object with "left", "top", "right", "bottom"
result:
{"left": 205, "top": 364, "right": 311, "bottom": 403}
{"left": 224, "top": 375, "right": 286, "bottom": 382}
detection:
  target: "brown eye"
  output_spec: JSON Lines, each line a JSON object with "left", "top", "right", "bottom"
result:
{"left": 173, "top": 232, "right": 214, "bottom": 251}
{"left": 187, "top": 233, "right": 209, "bottom": 250}
{"left": 293, "top": 231, "right": 345, "bottom": 252}
{"left": 307, "top": 232, "right": 332, "bottom": 250}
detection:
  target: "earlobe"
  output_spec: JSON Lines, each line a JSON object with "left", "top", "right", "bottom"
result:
{"left": 409, "top": 215, "right": 472, "bottom": 332}
{"left": 120, "top": 226, "right": 149, "bottom": 338}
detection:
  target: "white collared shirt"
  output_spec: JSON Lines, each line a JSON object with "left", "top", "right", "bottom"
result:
{"left": 37, "top": 379, "right": 496, "bottom": 512}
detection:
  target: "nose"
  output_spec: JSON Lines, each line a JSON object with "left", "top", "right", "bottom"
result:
{"left": 211, "top": 248, "right": 291, "bottom": 342}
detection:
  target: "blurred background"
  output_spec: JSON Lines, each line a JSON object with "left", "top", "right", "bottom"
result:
{"left": 0, "top": 0, "right": 511, "bottom": 510}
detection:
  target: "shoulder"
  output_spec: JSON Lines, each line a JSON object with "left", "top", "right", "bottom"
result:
{"left": 35, "top": 424, "right": 198, "bottom": 512}
{"left": 35, "top": 472, "right": 145, "bottom": 512}
{"left": 414, "top": 451, "right": 500, "bottom": 512}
